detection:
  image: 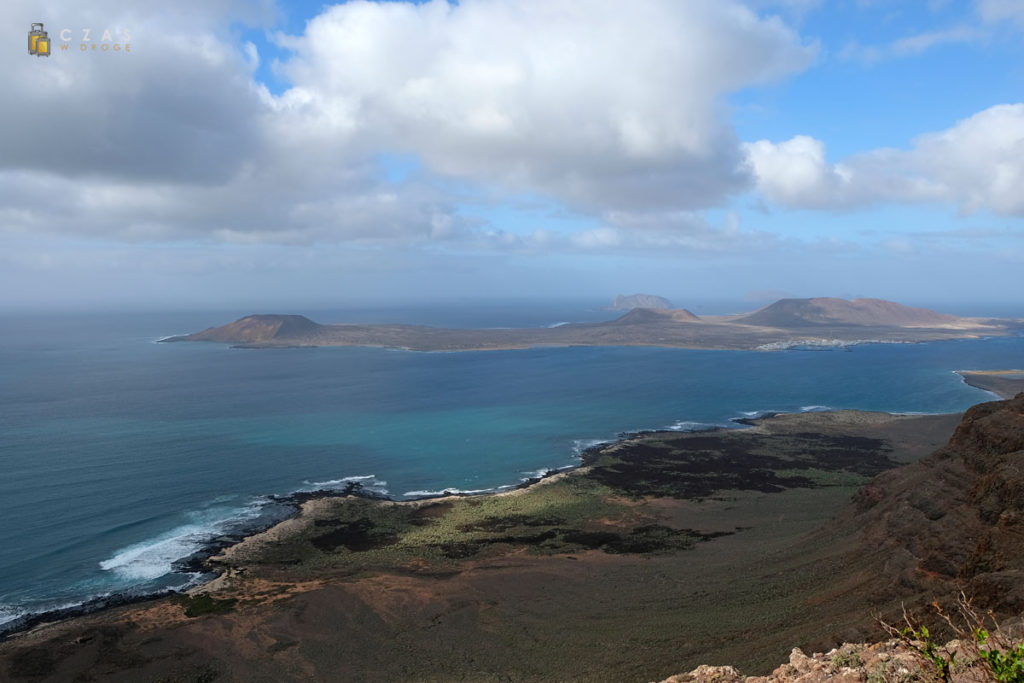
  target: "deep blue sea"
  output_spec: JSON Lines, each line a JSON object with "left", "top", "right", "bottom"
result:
{"left": 1, "top": 302, "right": 1022, "bottom": 630}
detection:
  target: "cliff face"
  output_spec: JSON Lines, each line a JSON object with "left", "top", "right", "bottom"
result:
{"left": 659, "top": 394, "right": 1024, "bottom": 683}
{"left": 839, "top": 393, "right": 1024, "bottom": 611}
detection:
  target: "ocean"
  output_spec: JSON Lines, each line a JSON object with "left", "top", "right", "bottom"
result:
{"left": 1, "top": 303, "right": 1022, "bottom": 631}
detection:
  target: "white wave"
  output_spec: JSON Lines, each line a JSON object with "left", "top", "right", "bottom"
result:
{"left": 520, "top": 464, "right": 575, "bottom": 481}
{"left": 99, "top": 502, "right": 264, "bottom": 581}
{"left": 665, "top": 420, "right": 726, "bottom": 432}
{"left": 800, "top": 405, "right": 833, "bottom": 413}
{"left": 303, "top": 474, "right": 388, "bottom": 491}
{"left": 402, "top": 486, "right": 502, "bottom": 498}
{"left": 0, "top": 605, "right": 25, "bottom": 626}
{"left": 547, "top": 321, "right": 570, "bottom": 328}
{"left": 571, "top": 438, "right": 610, "bottom": 458}
{"left": 736, "top": 409, "right": 781, "bottom": 419}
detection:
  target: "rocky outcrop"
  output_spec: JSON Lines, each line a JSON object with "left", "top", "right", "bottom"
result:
{"left": 656, "top": 642, "right": 965, "bottom": 683}
{"left": 165, "top": 314, "right": 323, "bottom": 344}
{"left": 611, "top": 293, "right": 674, "bottom": 310}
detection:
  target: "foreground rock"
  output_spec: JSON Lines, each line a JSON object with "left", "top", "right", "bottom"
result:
{"left": 658, "top": 641, "right": 974, "bottom": 683}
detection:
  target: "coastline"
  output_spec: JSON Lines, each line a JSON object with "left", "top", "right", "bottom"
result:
{"left": 955, "top": 369, "right": 1024, "bottom": 399}
{"left": 192, "top": 408, "right": 929, "bottom": 587}
{"left": 0, "top": 458, "right": 586, "bottom": 643}
{"left": 0, "top": 406, "right": 969, "bottom": 681}
{"left": 0, "top": 399, "right": 994, "bottom": 647}
{"left": 0, "top": 485, "right": 388, "bottom": 642}
{"left": 0, "top": 406, "right": 967, "bottom": 644}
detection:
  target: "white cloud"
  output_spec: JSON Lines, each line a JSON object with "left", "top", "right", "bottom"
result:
{"left": 745, "top": 104, "right": 1024, "bottom": 215}
{"left": 272, "top": 0, "right": 815, "bottom": 213}
{"left": 977, "top": 0, "right": 1024, "bottom": 27}
{"left": 0, "top": 0, "right": 817, "bottom": 248}
{"left": 744, "top": 136, "right": 854, "bottom": 208}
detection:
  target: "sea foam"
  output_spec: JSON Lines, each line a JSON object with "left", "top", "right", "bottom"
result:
{"left": 0, "top": 605, "right": 25, "bottom": 627}
{"left": 99, "top": 502, "right": 265, "bottom": 581}
{"left": 402, "top": 485, "right": 514, "bottom": 499}
{"left": 665, "top": 420, "right": 728, "bottom": 432}
{"left": 302, "top": 474, "right": 389, "bottom": 495}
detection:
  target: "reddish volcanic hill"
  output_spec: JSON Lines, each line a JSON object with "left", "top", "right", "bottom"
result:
{"left": 733, "top": 297, "right": 963, "bottom": 328}
{"left": 183, "top": 315, "right": 323, "bottom": 344}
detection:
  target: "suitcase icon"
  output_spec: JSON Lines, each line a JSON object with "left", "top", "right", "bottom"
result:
{"left": 29, "top": 23, "right": 50, "bottom": 57}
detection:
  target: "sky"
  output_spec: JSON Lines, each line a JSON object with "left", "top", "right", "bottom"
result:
{"left": 2, "top": 0, "right": 1023, "bottom": 312}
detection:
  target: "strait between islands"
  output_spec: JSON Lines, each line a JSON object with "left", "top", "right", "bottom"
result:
{"left": 161, "top": 297, "right": 1021, "bottom": 351}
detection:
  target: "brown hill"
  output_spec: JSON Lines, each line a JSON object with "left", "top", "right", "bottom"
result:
{"left": 611, "top": 307, "right": 701, "bottom": 324}
{"left": 733, "top": 297, "right": 963, "bottom": 328}
{"left": 179, "top": 314, "right": 323, "bottom": 344}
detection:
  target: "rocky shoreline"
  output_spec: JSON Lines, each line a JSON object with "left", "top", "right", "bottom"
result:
{"left": 0, "top": 483, "right": 390, "bottom": 642}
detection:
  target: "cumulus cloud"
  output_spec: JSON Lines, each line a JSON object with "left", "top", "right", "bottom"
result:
{"left": 1, "top": 0, "right": 819, "bottom": 247}
{"left": 745, "top": 104, "right": 1024, "bottom": 215}
{"left": 744, "top": 136, "right": 855, "bottom": 208}
{"left": 1, "top": 0, "right": 819, "bottom": 248}
{"left": 273, "top": 0, "right": 815, "bottom": 213}
{"left": 0, "top": 1, "right": 272, "bottom": 184}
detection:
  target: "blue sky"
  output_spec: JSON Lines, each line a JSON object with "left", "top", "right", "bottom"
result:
{"left": 1, "top": 0, "right": 1022, "bottom": 311}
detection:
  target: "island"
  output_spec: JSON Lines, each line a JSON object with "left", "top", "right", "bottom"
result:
{"left": 161, "top": 297, "right": 1019, "bottom": 351}
{"left": 4, "top": 392, "right": 1024, "bottom": 681}
{"left": 610, "top": 293, "right": 674, "bottom": 310}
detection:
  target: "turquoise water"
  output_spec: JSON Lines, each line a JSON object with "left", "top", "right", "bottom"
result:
{"left": 0, "top": 305, "right": 1021, "bottom": 628}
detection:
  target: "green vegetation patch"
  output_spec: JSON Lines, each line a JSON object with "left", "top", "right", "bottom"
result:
{"left": 242, "top": 427, "right": 894, "bottom": 573}
{"left": 179, "top": 594, "right": 237, "bottom": 618}
{"left": 240, "top": 473, "right": 738, "bottom": 573}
